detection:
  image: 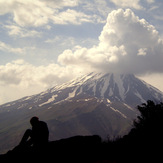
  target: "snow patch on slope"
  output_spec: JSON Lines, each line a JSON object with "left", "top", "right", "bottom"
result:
{"left": 101, "top": 75, "right": 111, "bottom": 97}
{"left": 39, "top": 95, "right": 58, "bottom": 107}
{"left": 134, "top": 91, "right": 146, "bottom": 103}
{"left": 123, "top": 103, "right": 134, "bottom": 111}
{"left": 110, "top": 106, "right": 127, "bottom": 119}
{"left": 68, "top": 87, "right": 79, "bottom": 98}
{"left": 114, "top": 74, "right": 125, "bottom": 100}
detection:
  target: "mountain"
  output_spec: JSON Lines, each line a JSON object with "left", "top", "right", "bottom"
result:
{"left": 0, "top": 72, "right": 163, "bottom": 153}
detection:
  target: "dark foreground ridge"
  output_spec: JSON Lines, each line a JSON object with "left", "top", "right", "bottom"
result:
{"left": 0, "top": 135, "right": 102, "bottom": 163}
{"left": 1, "top": 100, "right": 163, "bottom": 163}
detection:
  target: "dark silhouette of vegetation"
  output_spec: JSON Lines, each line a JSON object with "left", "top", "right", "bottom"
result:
{"left": 116, "top": 100, "right": 163, "bottom": 162}
{"left": 0, "top": 100, "right": 163, "bottom": 163}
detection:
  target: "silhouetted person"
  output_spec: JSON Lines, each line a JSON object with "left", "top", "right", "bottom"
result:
{"left": 19, "top": 117, "right": 49, "bottom": 148}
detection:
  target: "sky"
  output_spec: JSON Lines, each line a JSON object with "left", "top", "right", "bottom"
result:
{"left": 0, "top": 0, "right": 163, "bottom": 104}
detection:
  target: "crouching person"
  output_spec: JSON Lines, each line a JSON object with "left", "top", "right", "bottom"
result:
{"left": 19, "top": 117, "right": 49, "bottom": 149}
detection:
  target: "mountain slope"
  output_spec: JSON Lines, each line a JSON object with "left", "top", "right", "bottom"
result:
{"left": 0, "top": 72, "right": 163, "bottom": 153}
{"left": 1, "top": 72, "right": 162, "bottom": 110}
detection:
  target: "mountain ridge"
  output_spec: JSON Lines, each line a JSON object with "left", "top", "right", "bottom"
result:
{"left": 2, "top": 72, "right": 162, "bottom": 108}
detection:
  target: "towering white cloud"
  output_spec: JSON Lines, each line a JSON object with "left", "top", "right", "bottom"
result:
{"left": 58, "top": 9, "right": 163, "bottom": 74}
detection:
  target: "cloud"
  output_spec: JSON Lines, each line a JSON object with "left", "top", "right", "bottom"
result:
{"left": 0, "top": 41, "right": 36, "bottom": 56}
{"left": 51, "top": 9, "right": 93, "bottom": 25}
{"left": 81, "top": 0, "right": 111, "bottom": 19}
{"left": 58, "top": 9, "right": 163, "bottom": 75}
{"left": 0, "top": 0, "right": 53, "bottom": 27}
{"left": 0, "top": 59, "right": 86, "bottom": 88}
{"left": 0, "top": 0, "right": 94, "bottom": 27}
{"left": 110, "top": 0, "right": 143, "bottom": 10}
{"left": 41, "top": 0, "right": 80, "bottom": 8}
{"left": 5, "top": 25, "right": 42, "bottom": 37}
{"left": 0, "top": 41, "right": 24, "bottom": 54}
{"left": 146, "top": 0, "right": 155, "bottom": 4}
{"left": 137, "top": 48, "right": 147, "bottom": 56}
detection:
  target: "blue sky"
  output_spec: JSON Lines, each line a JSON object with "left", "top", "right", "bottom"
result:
{"left": 0, "top": 0, "right": 163, "bottom": 104}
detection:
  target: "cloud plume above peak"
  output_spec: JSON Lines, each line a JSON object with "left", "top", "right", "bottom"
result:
{"left": 58, "top": 9, "right": 163, "bottom": 75}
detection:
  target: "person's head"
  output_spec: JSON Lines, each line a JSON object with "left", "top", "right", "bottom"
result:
{"left": 30, "top": 116, "right": 39, "bottom": 127}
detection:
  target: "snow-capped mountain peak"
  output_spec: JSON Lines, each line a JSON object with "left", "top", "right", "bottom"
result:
{"left": 1, "top": 72, "right": 163, "bottom": 109}
{"left": 44, "top": 72, "right": 163, "bottom": 107}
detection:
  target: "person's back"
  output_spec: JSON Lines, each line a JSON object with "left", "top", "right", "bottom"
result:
{"left": 32, "top": 120, "right": 49, "bottom": 146}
